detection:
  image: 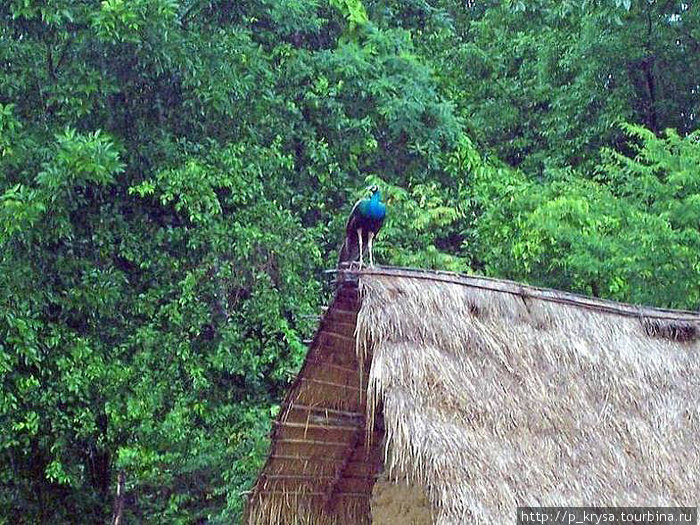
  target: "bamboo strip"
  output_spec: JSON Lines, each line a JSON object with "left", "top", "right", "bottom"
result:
{"left": 304, "top": 359, "right": 359, "bottom": 375}
{"left": 269, "top": 454, "right": 339, "bottom": 463}
{"left": 300, "top": 378, "right": 361, "bottom": 391}
{"left": 318, "top": 331, "right": 355, "bottom": 342}
{"left": 255, "top": 491, "right": 369, "bottom": 497}
{"left": 274, "top": 421, "right": 359, "bottom": 432}
{"left": 290, "top": 404, "right": 364, "bottom": 418}
{"left": 277, "top": 439, "right": 350, "bottom": 447}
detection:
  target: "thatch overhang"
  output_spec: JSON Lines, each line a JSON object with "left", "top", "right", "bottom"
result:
{"left": 246, "top": 266, "right": 700, "bottom": 525}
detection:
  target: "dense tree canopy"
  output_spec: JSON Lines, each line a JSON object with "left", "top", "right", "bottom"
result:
{"left": 0, "top": 0, "right": 698, "bottom": 522}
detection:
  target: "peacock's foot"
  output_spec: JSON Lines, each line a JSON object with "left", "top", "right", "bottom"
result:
{"left": 348, "top": 260, "right": 364, "bottom": 271}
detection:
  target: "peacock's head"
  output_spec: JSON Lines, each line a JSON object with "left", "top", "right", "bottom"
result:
{"left": 367, "top": 184, "right": 379, "bottom": 195}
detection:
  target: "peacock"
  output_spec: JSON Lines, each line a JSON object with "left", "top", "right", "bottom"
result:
{"left": 338, "top": 185, "right": 387, "bottom": 268}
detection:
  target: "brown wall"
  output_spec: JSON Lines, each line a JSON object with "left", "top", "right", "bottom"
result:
{"left": 371, "top": 476, "right": 433, "bottom": 525}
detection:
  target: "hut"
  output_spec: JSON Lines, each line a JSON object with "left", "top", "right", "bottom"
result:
{"left": 245, "top": 266, "right": 700, "bottom": 525}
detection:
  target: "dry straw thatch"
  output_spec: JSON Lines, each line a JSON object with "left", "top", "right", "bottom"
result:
{"left": 247, "top": 266, "right": 700, "bottom": 525}
{"left": 245, "top": 280, "right": 382, "bottom": 525}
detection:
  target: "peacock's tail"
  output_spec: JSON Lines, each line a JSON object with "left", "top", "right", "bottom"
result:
{"left": 337, "top": 235, "right": 360, "bottom": 266}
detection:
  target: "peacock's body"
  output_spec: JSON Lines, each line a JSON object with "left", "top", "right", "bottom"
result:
{"left": 338, "top": 185, "right": 386, "bottom": 268}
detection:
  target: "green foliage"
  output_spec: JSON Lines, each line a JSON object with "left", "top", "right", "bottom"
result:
{"left": 0, "top": 0, "right": 698, "bottom": 523}
{"left": 391, "top": 0, "right": 700, "bottom": 174}
{"left": 329, "top": 0, "right": 369, "bottom": 32}
{"left": 474, "top": 125, "right": 700, "bottom": 308}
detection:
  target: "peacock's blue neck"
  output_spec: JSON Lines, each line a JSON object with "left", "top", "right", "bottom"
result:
{"left": 361, "top": 192, "right": 386, "bottom": 220}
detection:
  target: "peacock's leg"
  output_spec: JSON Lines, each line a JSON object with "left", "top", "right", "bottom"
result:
{"left": 357, "top": 228, "right": 364, "bottom": 268}
{"left": 368, "top": 231, "right": 375, "bottom": 267}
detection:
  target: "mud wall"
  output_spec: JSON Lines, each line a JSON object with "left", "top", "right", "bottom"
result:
{"left": 371, "top": 476, "right": 433, "bottom": 525}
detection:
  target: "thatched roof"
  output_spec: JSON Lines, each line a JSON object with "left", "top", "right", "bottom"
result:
{"left": 246, "top": 266, "right": 700, "bottom": 525}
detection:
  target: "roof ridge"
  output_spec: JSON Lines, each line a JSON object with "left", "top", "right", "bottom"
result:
{"left": 335, "top": 265, "right": 700, "bottom": 321}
